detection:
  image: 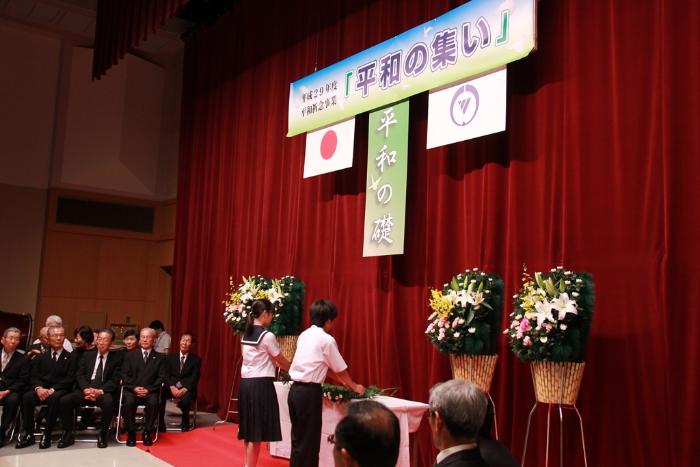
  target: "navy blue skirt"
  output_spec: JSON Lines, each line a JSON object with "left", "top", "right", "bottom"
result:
{"left": 237, "top": 377, "right": 282, "bottom": 442}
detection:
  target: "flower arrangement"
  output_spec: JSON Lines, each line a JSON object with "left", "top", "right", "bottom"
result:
{"left": 268, "top": 276, "right": 305, "bottom": 337}
{"left": 321, "top": 384, "right": 385, "bottom": 403}
{"left": 506, "top": 266, "right": 595, "bottom": 362}
{"left": 223, "top": 275, "right": 305, "bottom": 336}
{"left": 425, "top": 268, "right": 504, "bottom": 355}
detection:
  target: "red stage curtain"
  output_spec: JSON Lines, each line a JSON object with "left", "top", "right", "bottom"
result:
{"left": 172, "top": 1, "right": 700, "bottom": 465}
{"left": 92, "top": 0, "right": 188, "bottom": 79}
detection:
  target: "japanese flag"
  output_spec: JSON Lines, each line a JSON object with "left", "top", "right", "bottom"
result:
{"left": 303, "top": 117, "right": 356, "bottom": 178}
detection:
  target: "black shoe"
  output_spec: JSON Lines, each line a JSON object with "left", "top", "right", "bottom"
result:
{"left": 39, "top": 433, "right": 51, "bottom": 449}
{"left": 15, "top": 434, "right": 35, "bottom": 449}
{"left": 181, "top": 422, "right": 192, "bottom": 432}
{"left": 97, "top": 432, "right": 108, "bottom": 448}
{"left": 57, "top": 431, "right": 74, "bottom": 448}
{"left": 142, "top": 431, "right": 153, "bottom": 446}
{"left": 126, "top": 432, "right": 136, "bottom": 447}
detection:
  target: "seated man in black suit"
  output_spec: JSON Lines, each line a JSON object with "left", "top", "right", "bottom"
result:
{"left": 158, "top": 332, "right": 201, "bottom": 432}
{"left": 0, "top": 327, "right": 29, "bottom": 447}
{"left": 58, "top": 328, "right": 123, "bottom": 449}
{"left": 429, "top": 379, "right": 488, "bottom": 467}
{"left": 16, "top": 326, "right": 75, "bottom": 449}
{"left": 331, "top": 400, "right": 400, "bottom": 467}
{"left": 121, "top": 327, "right": 165, "bottom": 446}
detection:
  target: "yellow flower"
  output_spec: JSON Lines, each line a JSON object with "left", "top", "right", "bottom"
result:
{"left": 428, "top": 289, "right": 454, "bottom": 319}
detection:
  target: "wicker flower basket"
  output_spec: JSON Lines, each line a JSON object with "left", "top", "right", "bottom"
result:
{"left": 531, "top": 361, "right": 585, "bottom": 405}
{"left": 277, "top": 335, "right": 299, "bottom": 361}
{"left": 449, "top": 354, "right": 498, "bottom": 393}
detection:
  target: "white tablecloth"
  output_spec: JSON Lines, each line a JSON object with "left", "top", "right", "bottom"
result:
{"left": 270, "top": 382, "right": 429, "bottom": 466}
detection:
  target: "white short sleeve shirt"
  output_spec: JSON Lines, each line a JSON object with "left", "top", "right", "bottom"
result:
{"left": 241, "top": 332, "right": 281, "bottom": 378}
{"left": 288, "top": 325, "right": 348, "bottom": 383}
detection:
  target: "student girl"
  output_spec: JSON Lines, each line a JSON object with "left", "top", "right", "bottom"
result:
{"left": 238, "top": 299, "right": 291, "bottom": 467}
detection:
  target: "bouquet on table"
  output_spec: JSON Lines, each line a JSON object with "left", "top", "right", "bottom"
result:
{"left": 506, "top": 266, "right": 595, "bottom": 362}
{"left": 321, "top": 384, "right": 389, "bottom": 403}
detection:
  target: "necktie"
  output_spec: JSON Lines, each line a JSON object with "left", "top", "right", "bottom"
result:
{"left": 143, "top": 351, "right": 149, "bottom": 363}
{"left": 180, "top": 355, "right": 185, "bottom": 372}
{"left": 1, "top": 353, "right": 8, "bottom": 372}
{"left": 94, "top": 355, "right": 104, "bottom": 386}
{"left": 52, "top": 351, "right": 58, "bottom": 362}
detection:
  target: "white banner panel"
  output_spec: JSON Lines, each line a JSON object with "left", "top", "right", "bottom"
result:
{"left": 426, "top": 68, "right": 507, "bottom": 149}
{"left": 304, "top": 117, "right": 356, "bottom": 178}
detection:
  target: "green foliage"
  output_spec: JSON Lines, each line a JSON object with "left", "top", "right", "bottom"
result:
{"left": 321, "top": 384, "right": 384, "bottom": 403}
{"left": 269, "top": 276, "right": 305, "bottom": 337}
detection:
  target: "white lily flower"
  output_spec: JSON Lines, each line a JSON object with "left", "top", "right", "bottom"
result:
{"left": 551, "top": 293, "right": 578, "bottom": 320}
{"left": 454, "top": 332, "right": 460, "bottom": 338}
{"left": 560, "top": 324, "right": 568, "bottom": 330}
{"left": 468, "top": 327, "right": 476, "bottom": 334}
{"left": 466, "top": 291, "right": 485, "bottom": 306}
{"left": 454, "top": 290, "right": 469, "bottom": 307}
{"left": 533, "top": 300, "right": 554, "bottom": 327}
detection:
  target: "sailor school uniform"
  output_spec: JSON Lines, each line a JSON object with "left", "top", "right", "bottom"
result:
{"left": 237, "top": 325, "right": 282, "bottom": 442}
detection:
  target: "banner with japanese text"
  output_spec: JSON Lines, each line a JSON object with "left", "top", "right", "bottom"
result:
{"left": 288, "top": 0, "right": 535, "bottom": 136}
{"left": 363, "top": 100, "right": 409, "bottom": 257}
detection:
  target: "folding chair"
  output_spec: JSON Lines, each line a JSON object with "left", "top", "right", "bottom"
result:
{"left": 114, "top": 386, "right": 161, "bottom": 444}
{"left": 163, "top": 397, "right": 198, "bottom": 432}
{"left": 73, "top": 402, "right": 109, "bottom": 443}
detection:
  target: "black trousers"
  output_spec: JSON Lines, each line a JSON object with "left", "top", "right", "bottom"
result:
{"left": 0, "top": 392, "right": 20, "bottom": 430}
{"left": 122, "top": 390, "right": 158, "bottom": 433}
{"left": 159, "top": 387, "right": 196, "bottom": 425}
{"left": 59, "top": 390, "right": 115, "bottom": 433}
{"left": 21, "top": 390, "right": 68, "bottom": 433}
{"left": 288, "top": 382, "right": 322, "bottom": 467}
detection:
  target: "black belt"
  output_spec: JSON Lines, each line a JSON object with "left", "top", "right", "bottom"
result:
{"left": 292, "top": 381, "right": 321, "bottom": 386}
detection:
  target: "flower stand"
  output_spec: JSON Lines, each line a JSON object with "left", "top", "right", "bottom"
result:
{"left": 277, "top": 335, "right": 298, "bottom": 361}
{"left": 449, "top": 354, "right": 500, "bottom": 439}
{"left": 521, "top": 361, "right": 588, "bottom": 467}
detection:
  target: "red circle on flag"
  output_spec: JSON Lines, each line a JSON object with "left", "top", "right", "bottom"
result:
{"left": 320, "top": 130, "right": 338, "bottom": 160}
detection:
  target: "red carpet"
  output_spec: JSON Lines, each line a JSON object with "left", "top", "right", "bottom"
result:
{"left": 137, "top": 424, "right": 290, "bottom": 466}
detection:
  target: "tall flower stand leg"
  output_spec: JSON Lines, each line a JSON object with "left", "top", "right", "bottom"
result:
{"left": 449, "top": 354, "right": 499, "bottom": 439}
{"left": 521, "top": 362, "right": 588, "bottom": 467}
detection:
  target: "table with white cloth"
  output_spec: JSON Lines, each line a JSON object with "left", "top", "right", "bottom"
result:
{"left": 270, "top": 381, "right": 429, "bottom": 467}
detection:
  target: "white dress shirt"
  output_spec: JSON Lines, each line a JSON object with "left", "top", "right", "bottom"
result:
{"left": 90, "top": 351, "right": 109, "bottom": 380}
{"left": 288, "top": 325, "right": 347, "bottom": 384}
{"left": 1, "top": 350, "right": 14, "bottom": 372}
{"left": 436, "top": 443, "right": 478, "bottom": 464}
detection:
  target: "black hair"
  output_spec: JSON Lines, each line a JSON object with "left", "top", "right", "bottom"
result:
{"left": 244, "top": 299, "right": 274, "bottom": 336}
{"left": 334, "top": 400, "right": 400, "bottom": 467}
{"left": 310, "top": 299, "right": 338, "bottom": 327}
{"left": 180, "top": 332, "right": 196, "bottom": 343}
{"left": 123, "top": 329, "right": 138, "bottom": 339}
{"left": 149, "top": 320, "right": 165, "bottom": 331}
{"left": 75, "top": 325, "right": 94, "bottom": 344}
